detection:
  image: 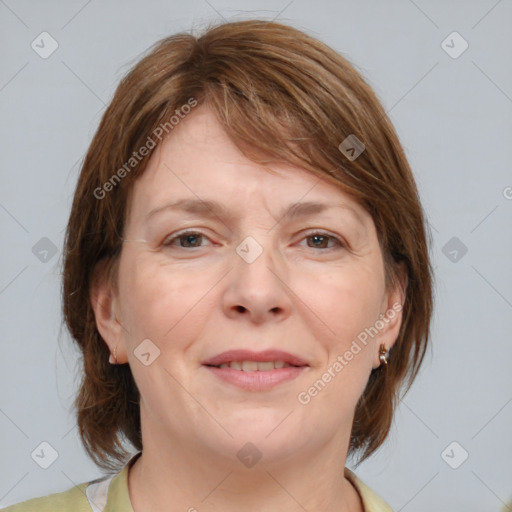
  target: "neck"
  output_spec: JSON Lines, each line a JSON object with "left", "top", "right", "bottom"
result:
{"left": 127, "top": 417, "right": 363, "bottom": 512}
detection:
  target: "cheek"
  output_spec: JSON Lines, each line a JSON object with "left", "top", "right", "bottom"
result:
{"left": 295, "top": 265, "right": 385, "bottom": 416}
{"left": 117, "top": 251, "right": 203, "bottom": 343}
{"left": 116, "top": 254, "right": 210, "bottom": 402}
{"left": 296, "top": 260, "right": 385, "bottom": 349}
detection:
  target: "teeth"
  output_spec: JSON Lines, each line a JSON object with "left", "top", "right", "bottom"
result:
{"left": 242, "top": 360, "right": 258, "bottom": 371}
{"left": 217, "top": 361, "right": 292, "bottom": 371}
{"left": 257, "top": 361, "right": 275, "bottom": 371}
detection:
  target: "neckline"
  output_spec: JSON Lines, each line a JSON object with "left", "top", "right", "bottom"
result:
{"left": 103, "top": 452, "right": 141, "bottom": 512}
{"left": 344, "top": 467, "right": 367, "bottom": 511}
{"left": 114, "top": 453, "right": 391, "bottom": 512}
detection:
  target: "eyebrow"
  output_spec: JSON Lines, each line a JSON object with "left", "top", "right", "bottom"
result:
{"left": 145, "top": 198, "right": 364, "bottom": 224}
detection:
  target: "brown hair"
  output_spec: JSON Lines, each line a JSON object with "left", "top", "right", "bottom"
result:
{"left": 62, "top": 19, "right": 433, "bottom": 472}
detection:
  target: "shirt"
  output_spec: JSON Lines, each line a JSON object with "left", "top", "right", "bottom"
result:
{"left": 1, "top": 452, "right": 393, "bottom": 511}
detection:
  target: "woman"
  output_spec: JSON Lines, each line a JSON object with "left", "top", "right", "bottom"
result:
{"left": 2, "top": 19, "right": 433, "bottom": 512}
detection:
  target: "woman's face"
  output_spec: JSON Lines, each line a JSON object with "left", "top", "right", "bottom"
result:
{"left": 94, "top": 105, "right": 404, "bottom": 466}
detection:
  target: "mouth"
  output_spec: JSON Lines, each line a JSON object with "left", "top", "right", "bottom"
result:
{"left": 202, "top": 349, "right": 309, "bottom": 369}
{"left": 201, "top": 349, "right": 309, "bottom": 391}
{"left": 209, "top": 360, "right": 298, "bottom": 371}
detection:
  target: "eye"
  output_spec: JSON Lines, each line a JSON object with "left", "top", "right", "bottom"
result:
{"left": 301, "top": 231, "right": 345, "bottom": 250}
{"left": 162, "top": 230, "right": 212, "bottom": 249}
{"left": 161, "top": 229, "right": 345, "bottom": 251}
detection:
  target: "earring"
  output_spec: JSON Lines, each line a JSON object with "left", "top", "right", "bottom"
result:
{"left": 379, "top": 344, "right": 389, "bottom": 366}
{"left": 109, "top": 346, "right": 118, "bottom": 365}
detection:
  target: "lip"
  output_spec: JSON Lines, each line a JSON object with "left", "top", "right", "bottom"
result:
{"left": 201, "top": 349, "right": 309, "bottom": 392}
{"left": 201, "top": 349, "right": 309, "bottom": 367}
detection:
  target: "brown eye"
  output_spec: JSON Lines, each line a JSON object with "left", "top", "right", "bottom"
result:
{"left": 163, "top": 231, "right": 209, "bottom": 248}
{"left": 303, "top": 232, "right": 344, "bottom": 250}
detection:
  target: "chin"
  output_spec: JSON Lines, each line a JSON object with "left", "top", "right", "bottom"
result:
{"left": 219, "top": 417, "right": 307, "bottom": 450}
{"left": 207, "top": 434, "right": 306, "bottom": 469}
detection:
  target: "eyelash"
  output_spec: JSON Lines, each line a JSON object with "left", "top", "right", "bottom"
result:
{"left": 162, "top": 229, "right": 345, "bottom": 251}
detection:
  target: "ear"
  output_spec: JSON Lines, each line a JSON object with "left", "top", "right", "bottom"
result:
{"left": 89, "top": 259, "right": 128, "bottom": 364}
{"left": 371, "top": 263, "right": 408, "bottom": 369}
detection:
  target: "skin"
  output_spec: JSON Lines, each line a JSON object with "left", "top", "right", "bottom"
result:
{"left": 91, "top": 105, "right": 406, "bottom": 512}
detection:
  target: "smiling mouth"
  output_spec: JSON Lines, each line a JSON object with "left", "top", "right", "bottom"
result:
{"left": 207, "top": 361, "right": 298, "bottom": 371}
{"left": 203, "top": 353, "right": 307, "bottom": 390}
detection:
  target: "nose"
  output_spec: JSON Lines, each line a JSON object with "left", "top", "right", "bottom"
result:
{"left": 221, "top": 236, "right": 293, "bottom": 324}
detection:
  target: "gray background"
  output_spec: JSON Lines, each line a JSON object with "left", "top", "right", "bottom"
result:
{"left": 1, "top": 0, "right": 511, "bottom": 510}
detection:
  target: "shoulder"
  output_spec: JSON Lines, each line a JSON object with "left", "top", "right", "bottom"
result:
{"left": 0, "top": 481, "right": 91, "bottom": 512}
{"left": 344, "top": 468, "right": 394, "bottom": 512}
{"left": 0, "top": 453, "right": 138, "bottom": 512}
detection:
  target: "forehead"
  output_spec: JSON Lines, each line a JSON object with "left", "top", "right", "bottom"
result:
{"left": 126, "top": 106, "right": 371, "bottom": 228}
